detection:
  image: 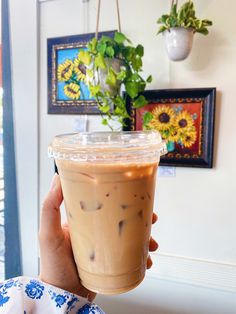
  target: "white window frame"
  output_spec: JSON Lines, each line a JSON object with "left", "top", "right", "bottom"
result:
{"left": 9, "top": 0, "right": 39, "bottom": 276}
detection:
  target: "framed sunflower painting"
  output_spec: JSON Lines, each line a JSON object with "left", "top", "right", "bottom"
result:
{"left": 47, "top": 30, "right": 116, "bottom": 114}
{"left": 124, "top": 88, "right": 216, "bottom": 168}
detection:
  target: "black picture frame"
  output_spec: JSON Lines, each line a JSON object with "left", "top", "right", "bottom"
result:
{"left": 124, "top": 88, "right": 216, "bottom": 168}
{"left": 47, "top": 30, "right": 116, "bottom": 114}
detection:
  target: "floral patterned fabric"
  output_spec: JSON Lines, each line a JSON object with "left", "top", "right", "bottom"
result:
{"left": 0, "top": 277, "right": 105, "bottom": 314}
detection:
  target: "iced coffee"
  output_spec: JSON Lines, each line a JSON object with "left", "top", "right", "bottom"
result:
{"left": 49, "top": 131, "right": 166, "bottom": 294}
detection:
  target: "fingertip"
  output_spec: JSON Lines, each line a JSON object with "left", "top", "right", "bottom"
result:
{"left": 47, "top": 174, "right": 63, "bottom": 207}
{"left": 147, "top": 255, "right": 153, "bottom": 269}
{"left": 50, "top": 174, "right": 61, "bottom": 191}
{"left": 152, "top": 212, "right": 158, "bottom": 224}
{"left": 149, "top": 237, "right": 159, "bottom": 252}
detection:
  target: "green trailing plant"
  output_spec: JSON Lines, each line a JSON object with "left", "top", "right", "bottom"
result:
{"left": 78, "top": 31, "right": 152, "bottom": 129}
{"left": 157, "top": 0, "right": 213, "bottom": 35}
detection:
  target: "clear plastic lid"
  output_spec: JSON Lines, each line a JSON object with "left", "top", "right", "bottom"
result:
{"left": 48, "top": 131, "right": 167, "bottom": 163}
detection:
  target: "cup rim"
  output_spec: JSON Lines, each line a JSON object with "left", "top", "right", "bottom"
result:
{"left": 48, "top": 130, "right": 167, "bottom": 162}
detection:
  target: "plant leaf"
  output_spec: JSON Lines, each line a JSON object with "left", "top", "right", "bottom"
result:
{"left": 157, "top": 14, "right": 170, "bottom": 24}
{"left": 138, "top": 81, "right": 146, "bottom": 93}
{"left": 135, "top": 44, "right": 144, "bottom": 57}
{"left": 95, "top": 53, "right": 106, "bottom": 69}
{"left": 97, "top": 42, "right": 107, "bottom": 55}
{"left": 114, "top": 106, "right": 125, "bottom": 116}
{"left": 100, "top": 35, "right": 113, "bottom": 43}
{"left": 106, "top": 68, "right": 117, "bottom": 87}
{"left": 197, "top": 28, "right": 209, "bottom": 35}
{"left": 89, "top": 85, "right": 100, "bottom": 96}
{"left": 202, "top": 19, "right": 213, "bottom": 26}
{"left": 116, "top": 70, "right": 126, "bottom": 80}
{"left": 88, "top": 37, "right": 97, "bottom": 53}
{"left": 146, "top": 75, "right": 152, "bottom": 83}
{"left": 100, "top": 104, "right": 111, "bottom": 113}
{"left": 133, "top": 95, "right": 148, "bottom": 108}
{"left": 143, "top": 111, "right": 153, "bottom": 125}
{"left": 125, "top": 81, "right": 139, "bottom": 98}
{"left": 131, "top": 56, "right": 142, "bottom": 71}
{"left": 171, "top": 3, "right": 177, "bottom": 17}
{"left": 122, "top": 46, "right": 135, "bottom": 62}
{"left": 157, "top": 25, "right": 168, "bottom": 34}
{"left": 78, "top": 50, "right": 91, "bottom": 65}
{"left": 105, "top": 46, "right": 115, "bottom": 57}
{"left": 101, "top": 118, "right": 108, "bottom": 125}
{"left": 114, "top": 32, "right": 127, "bottom": 44}
{"left": 115, "top": 31, "right": 132, "bottom": 44}
{"left": 131, "top": 73, "right": 140, "bottom": 81}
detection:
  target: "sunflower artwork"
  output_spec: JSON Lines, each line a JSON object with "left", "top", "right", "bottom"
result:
{"left": 137, "top": 102, "right": 203, "bottom": 159}
{"left": 48, "top": 31, "right": 116, "bottom": 114}
{"left": 125, "top": 88, "right": 216, "bottom": 167}
{"left": 57, "top": 50, "right": 89, "bottom": 101}
{"left": 145, "top": 104, "right": 199, "bottom": 152}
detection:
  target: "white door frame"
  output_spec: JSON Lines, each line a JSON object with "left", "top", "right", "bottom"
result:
{"left": 9, "top": 0, "right": 39, "bottom": 276}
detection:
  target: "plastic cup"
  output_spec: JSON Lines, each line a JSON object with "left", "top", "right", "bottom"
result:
{"left": 49, "top": 131, "right": 166, "bottom": 295}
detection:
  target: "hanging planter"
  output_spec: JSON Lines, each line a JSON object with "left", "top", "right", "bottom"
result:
{"left": 86, "top": 57, "right": 124, "bottom": 96}
{"left": 164, "top": 27, "right": 194, "bottom": 61}
{"left": 97, "top": 58, "right": 124, "bottom": 96}
{"left": 79, "top": 33, "right": 152, "bottom": 128}
{"left": 78, "top": 0, "right": 152, "bottom": 129}
{"left": 157, "top": 0, "right": 213, "bottom": 61}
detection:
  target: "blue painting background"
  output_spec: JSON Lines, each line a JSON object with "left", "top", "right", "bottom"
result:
{"left": 57, "top": 47, "right": 92, "bottom": 101}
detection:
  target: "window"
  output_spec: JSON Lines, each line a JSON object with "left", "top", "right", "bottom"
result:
{"left": 1, "top": 0, "right": 22, "bottom": 280}
{"left": 0, "top": 49, "right": 4, "bottom": 280}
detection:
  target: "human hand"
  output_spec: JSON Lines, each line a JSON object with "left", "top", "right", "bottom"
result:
{"left": 38, "top": 174, "right": 96, "bottom": 301}
{"left": 38, "top": 174, "right": 158, "bottom": 300}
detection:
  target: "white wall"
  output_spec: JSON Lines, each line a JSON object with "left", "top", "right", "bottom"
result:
{"left": 154, "top": 0, "right": 236, "bottom": 286}
{"left": 10, "top": 0, "right": 236, "bottom": 311}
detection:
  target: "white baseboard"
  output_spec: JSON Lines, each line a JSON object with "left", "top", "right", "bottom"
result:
{"left": 148, "top": 253, "right": 236, "bottom": 293}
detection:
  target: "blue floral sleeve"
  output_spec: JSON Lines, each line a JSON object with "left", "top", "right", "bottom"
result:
{"left": 0, "top": 277, "right": 105, "bottom": 314}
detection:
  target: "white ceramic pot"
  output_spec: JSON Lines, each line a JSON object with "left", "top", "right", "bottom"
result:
{"left": 164, "top": 27, "right": 194, "bottom": 61}
{"left": 98, "top": 58, "right": 123, "bottom": 96}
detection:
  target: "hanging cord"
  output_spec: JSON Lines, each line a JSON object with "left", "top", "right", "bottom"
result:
{"left": 95, "top": 0, "right": 101, "bottom": 39}
{"left": 116, "top": 0, "right": 122, "bottom": 33}
{"left": 95, "top": 0, "right": 122, "bottom": 39}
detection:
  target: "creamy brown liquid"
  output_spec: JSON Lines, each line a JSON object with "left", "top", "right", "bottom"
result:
{"left": 56, "top": 159, "right": 158, "bottom": 294}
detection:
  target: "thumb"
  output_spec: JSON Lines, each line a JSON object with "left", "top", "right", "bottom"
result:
{"left": 39, "top": 174, "right": 63, "bottom": 238}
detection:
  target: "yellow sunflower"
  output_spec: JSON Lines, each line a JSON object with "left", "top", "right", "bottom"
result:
{"left": 57, "top": 60, "right": 73, "bottom": 81}
{"left": 167, "top": 126, "right": 180, "bottom": 142}
{"left": 175, "top": 110, "right": 194, "bottom": 130}
{"left": 148, "top": 106, "right": 175, "bottom": 131}
{"left": 181, "top": 126, "right": 197, "bottom": 148}
{"left": 74, "top": 59, "right": 87, "bottom": 81}
{"left": 64, "top": 83, "right": 80, "bottom": 99}
{"left": 160, "top": 129, "right": 169, "bottom": 140}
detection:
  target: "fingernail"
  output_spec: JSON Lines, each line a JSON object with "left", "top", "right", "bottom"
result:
{"left": 50, "top": 174, "right": 59, "bottom": 191}
{"left": 147, "top": 256, "right": 153, "bottom": 269}
{"left": 152, "top": 238, "right": 158, "bottom": 249}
